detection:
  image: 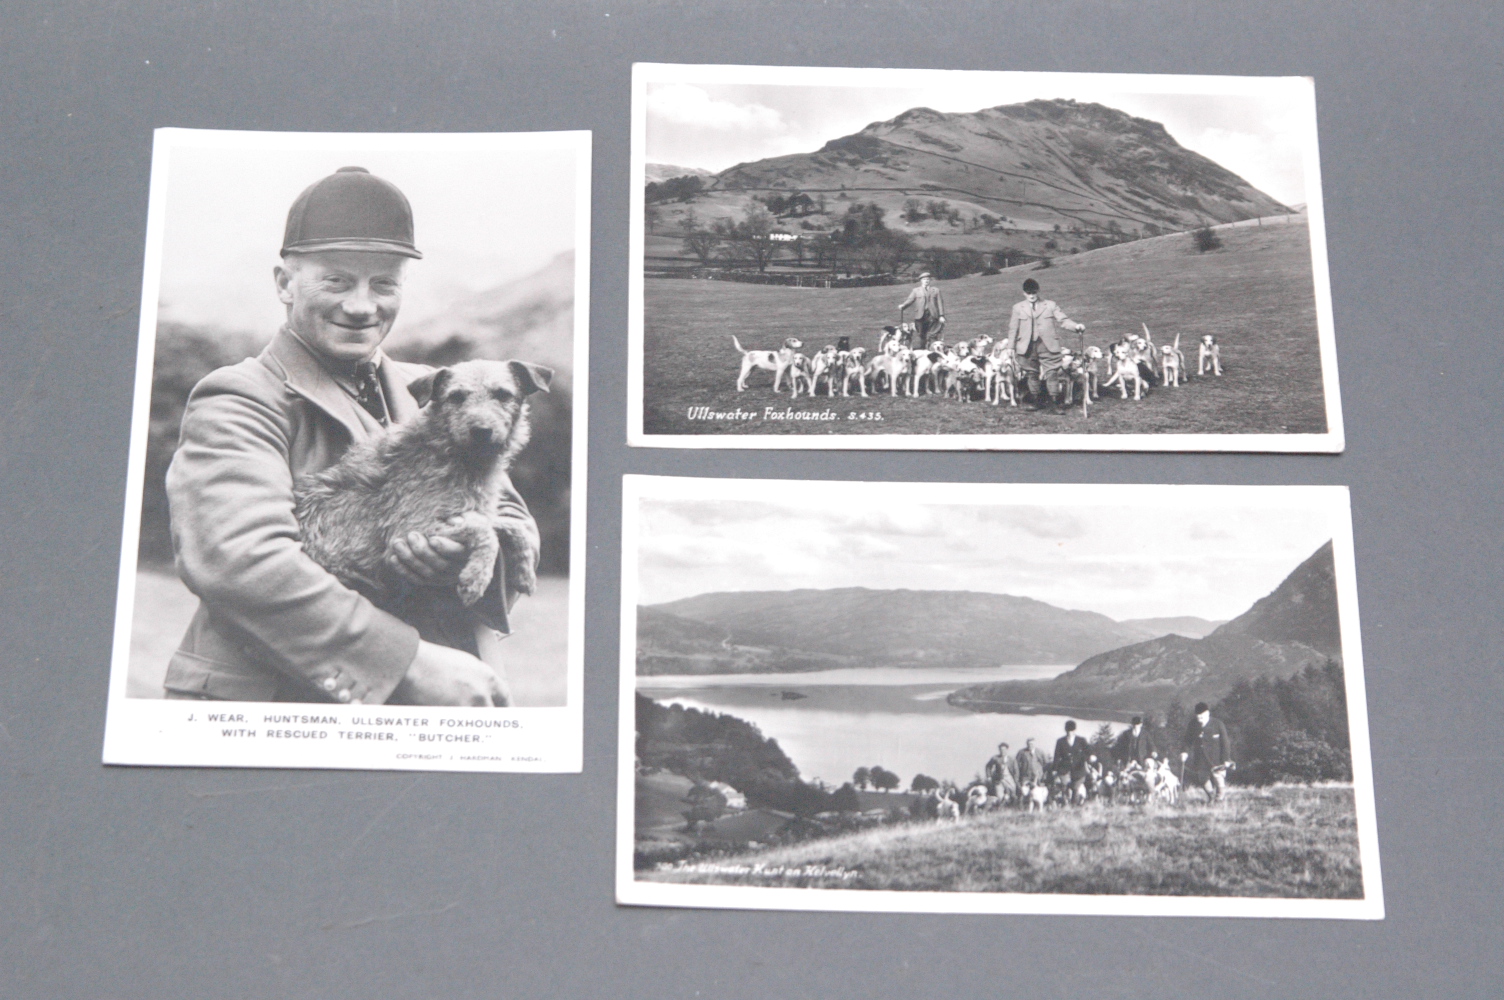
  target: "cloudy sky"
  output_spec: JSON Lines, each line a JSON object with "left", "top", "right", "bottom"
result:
{"left": 636, "top": 496, "right": 1334, "bottom": 622}
{"left": 155, "top": 142, "right": 579, "bottom": 333}
{"left": 645, "top": 79, "right": 1312, "bottom": 206}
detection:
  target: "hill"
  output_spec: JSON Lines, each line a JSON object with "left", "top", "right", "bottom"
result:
{"left": 639, "top": 785, "right": 1363, "bottom": 898}
{"left": 1120, "top": 616, "right": 1225, "bottom": 639}
{"left": 950, "top": 542, "right": 1340, "bottom": 714}
{"left": 670, "top": 98, "right": 1287, "bottom": 240}
{"left": 640, "top": 587, "right": 1160, "bottom": 675}
{"left": 646, "top": 163, "right": 713, "bottom": 184}
{"left": 386, "top": 250, "right": 576, "bottom": 389}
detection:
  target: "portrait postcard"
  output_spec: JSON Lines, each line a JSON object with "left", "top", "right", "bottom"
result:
{"left": 627, "top": 64, "right": 1343, "bottom": 452}
{"left": 101, "top": 128, "right": 590, "bottom": 772}
{"left": 617, "top": 477, "right": 1381, "bottom": 919}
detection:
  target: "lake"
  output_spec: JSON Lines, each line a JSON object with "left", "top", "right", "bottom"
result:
{"left": 638, "top": 665, "right": 1123, "bottom": 788}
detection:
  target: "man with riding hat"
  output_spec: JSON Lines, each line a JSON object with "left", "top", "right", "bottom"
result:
{"left": 897, "top": 271, "right": 945, "bottom": 347}
{"left": 1181, "top": 702, "right": 1235, "bottom": 802}
{"left": 161, "top": 166, "right": 538, "bottom": 706}
{"left": 1008, "top": 277, "right": 1086, "bottom": 413}
{"left": 1052, "top": 719, "right": 1092, "bottom": 803}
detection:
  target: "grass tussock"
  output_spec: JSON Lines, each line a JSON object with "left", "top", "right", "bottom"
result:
{"left": 641, "top": 785, "right": 1362, "bottom": 898}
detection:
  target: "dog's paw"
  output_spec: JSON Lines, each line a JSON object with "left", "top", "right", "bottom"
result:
{"left": 496, "top": 522, "right": 539, "bottom": 597}
{"left": 456, "top": 554, "right": 496, "bottom": 607}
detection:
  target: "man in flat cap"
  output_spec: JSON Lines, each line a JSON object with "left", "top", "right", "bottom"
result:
{"left": 984, "top": 740, "right": 1020, "bottom": 803}
{"left": 161, "top": 166, "right": 538, "bottom": 706}
{"left": 1181, "top": 702, "right": 1235, "bottom": 803}
{"left": 1009, "top": 277, "right": 1086, "bottom": 413}
{"left": 897, "top": 271, "right": 945, "bottom": 348}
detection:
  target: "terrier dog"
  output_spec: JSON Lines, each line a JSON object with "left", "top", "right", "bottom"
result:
{"left": 733, "top": 336, "right": 801, "bottom": 392}
{"left": 294, "top": 359, "right": 552, "bottom": 649}
{"left": 1198, "top": 334, "right": 1222, "bottom": 376}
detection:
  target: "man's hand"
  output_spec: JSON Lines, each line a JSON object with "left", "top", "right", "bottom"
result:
{"left": 393, "top": 640, "right": 510, "bottom": 706}
{"left": 388, "top": 530, "right": 468, "bottom": 587}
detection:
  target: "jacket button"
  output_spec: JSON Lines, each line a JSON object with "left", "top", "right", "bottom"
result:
{"left": 336, "top": 689, "right": 352, "bottom": 703}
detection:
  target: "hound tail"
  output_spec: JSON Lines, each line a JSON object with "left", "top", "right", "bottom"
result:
{"left": 1142, "top": 323, "right": 1153, "bottom": 344}
{"left": 732, "top": 336, "right": 748, "bottom": 356}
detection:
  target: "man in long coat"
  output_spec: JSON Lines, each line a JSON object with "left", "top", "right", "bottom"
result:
{"left": 1181, "top": 702, "right": 1235, "bottom": 802}
{"left": 162, "top": 166, "right": 538, "bottom": 706}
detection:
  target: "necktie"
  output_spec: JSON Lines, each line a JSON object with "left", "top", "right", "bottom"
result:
{"left": 353, "top": 362, "right": 387, "bottom": 425}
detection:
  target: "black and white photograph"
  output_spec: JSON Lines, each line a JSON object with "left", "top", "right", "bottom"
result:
{"left": 101, "top": 129, "right": 590, "bottom": 772}
{"left": 617, "top": 478, "right": 1380, "bottom": 918}
{"left": 627, "top": 65, "right": 1342, "bottom": 451}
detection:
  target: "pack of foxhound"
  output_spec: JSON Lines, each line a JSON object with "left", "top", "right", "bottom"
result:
{"left": 732, "top": 322, "right": 1223, "bottom": 418}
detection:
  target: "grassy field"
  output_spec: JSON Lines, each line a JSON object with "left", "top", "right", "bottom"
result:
{"left": 126, "top": 565, "right": 570, "bottom": 706}
{"left": 641, "top": 784, "right": 1363, "bottom": 898}
{"left": 641, "top": 219, "right": 1328, "bottom": 437}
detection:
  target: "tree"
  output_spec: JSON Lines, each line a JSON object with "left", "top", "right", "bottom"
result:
{"left": 910, "top": 773, "right": 939, "bottom": 793}
{"left": 1091, "top": 721, "right": 1117, "bottom": 752}
{"left": 871, "top": 767, "right": 901, "bottom": 792}
{"left": 853, "top": 766, "right": 871, "bottom": 790}
{"left": 1193, "top": 226, "right": 1223, "bottom": 252}
{"left": 902, "top": 198, "right": 926, "bottom": 224}
{"left": 733, "top": 201, "right": 781, "bottom": 272}
{"left": 644, "top": 204, "right": 662, "bottom": 235}
{"left": 829, "top": 782, "right": 861, "bottom": 812}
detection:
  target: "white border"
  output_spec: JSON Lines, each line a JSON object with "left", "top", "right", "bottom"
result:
{"left": 101, "top": 128, "right": 591, "bottom": 773}
{"left": 616, "top": 477, "right": 1382, "bottom": 918}
{"left": 626, "top": 64, "right": 1343, "bottom": 453}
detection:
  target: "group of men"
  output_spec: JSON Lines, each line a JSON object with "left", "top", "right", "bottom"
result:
{"left": 981, "top": 704, "right": 1235, "bottom": 807}
{"left": 897, "top": 271, "right": 1086, "bottom": 413}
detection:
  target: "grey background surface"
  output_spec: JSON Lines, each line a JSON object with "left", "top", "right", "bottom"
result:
{"left": 1, "top": 1, "right": 1499, "bottom": 997}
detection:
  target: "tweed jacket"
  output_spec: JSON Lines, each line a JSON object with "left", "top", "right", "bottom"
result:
{"left": 898, "top": 283, "right": 945, "bottom": 320}
{"left": 162, "top": 327, "right": 537, "bottom": 704}
{"left": 1008, "top": 298, "right": 1077, "bottom": 355}
{"left": 1015, "top": 747, "right": 1048, "bottom": 784}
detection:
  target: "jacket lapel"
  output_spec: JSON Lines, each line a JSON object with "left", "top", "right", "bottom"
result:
{"left": 265, "top": 328, "right": 381, "bottom": 442}
{"left": 380, "top": 358, "right": 426, "bottom": 425}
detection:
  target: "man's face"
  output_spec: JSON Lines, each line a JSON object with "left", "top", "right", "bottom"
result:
{"left": 1026, "top": 292, "right": 1039, "bottom": 303}
{"left": 1132, "top": 723, "right": 1142, "bottom": 734}
{"left": 275, "top": 251, "right": 407, "bottom": 365}
{"left": 1197, "top": 711, "right": 1211, "bottom": 726}
{"left": 920, "top": 276, "right": 931, "bottom": 288}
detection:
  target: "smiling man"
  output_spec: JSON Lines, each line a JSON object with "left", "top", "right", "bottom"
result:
{"left": 161, "top": 167, "right": 539, "bottom": 706}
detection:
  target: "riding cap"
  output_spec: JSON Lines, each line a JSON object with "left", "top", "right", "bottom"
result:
{"left": 1064, "top": 720, "right": 1077, "bottom": 731}
{"left": 919, "top": 271, "right": 932, "bottom": 278}
{"left": 281, "top": 167, "right": 423, "bottom": 259}
{"left": 1194, "top": 702, "right": 1210, "bottom": 714}
{"left": 1022, "top": 278, "right": 1040, "bottom": 294}
{"left": 1131, "top": 716, "right": 1143, "bottom": 725}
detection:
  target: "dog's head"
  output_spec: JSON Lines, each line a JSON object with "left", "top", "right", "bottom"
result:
{"left": 782, "top": 338, "right": 803, "bottom": 351}
{"left": 407, "top": 359, "right": 553, "bottom": 465}
{"left": 1160, "top": 344, "right": 1176, "bottom": 358}
{"left": 1202, "top": 334, "right": 1216, "bottom": 346}
{"left": 1085, "top": 346, "right": 1103, "bottom": 361}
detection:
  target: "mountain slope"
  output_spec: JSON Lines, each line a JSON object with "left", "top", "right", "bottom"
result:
{"left": 1120, "top": 616, "right": 1226, "bottom": 640}
{"left": 646, "top": 163, "right": 713, "bottom": 184}
{"left": 644, "top": 588, "right": 1154, "bottom": 672}
{"left": 950, "top": 542, "right": 1340, "bottom": 714}
{"left": 386, "top": 250, "right": 575, "bottom": 388}
{"left": 708, "top": 99, "right": 1288, "bottom": 234}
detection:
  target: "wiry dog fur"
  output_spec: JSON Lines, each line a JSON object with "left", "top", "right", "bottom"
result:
{"left": 294, "top": 359, "right": 553, "bottom": 641}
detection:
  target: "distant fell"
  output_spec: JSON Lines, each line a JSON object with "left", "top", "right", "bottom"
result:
{"left": 950, "top": 542, "right": 1340, "bottom": 714}
{"left": 1120, "top": 616, "right": 1226, "bottom": 640}
{"left": 709, "top": 98, "right": 1289, "bottom": 234}
{"left": 646, "top": 163, "right": 714, "bottom": 184}
{"left": 640, "top": 587, "right": 1154, "bottom": 675}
